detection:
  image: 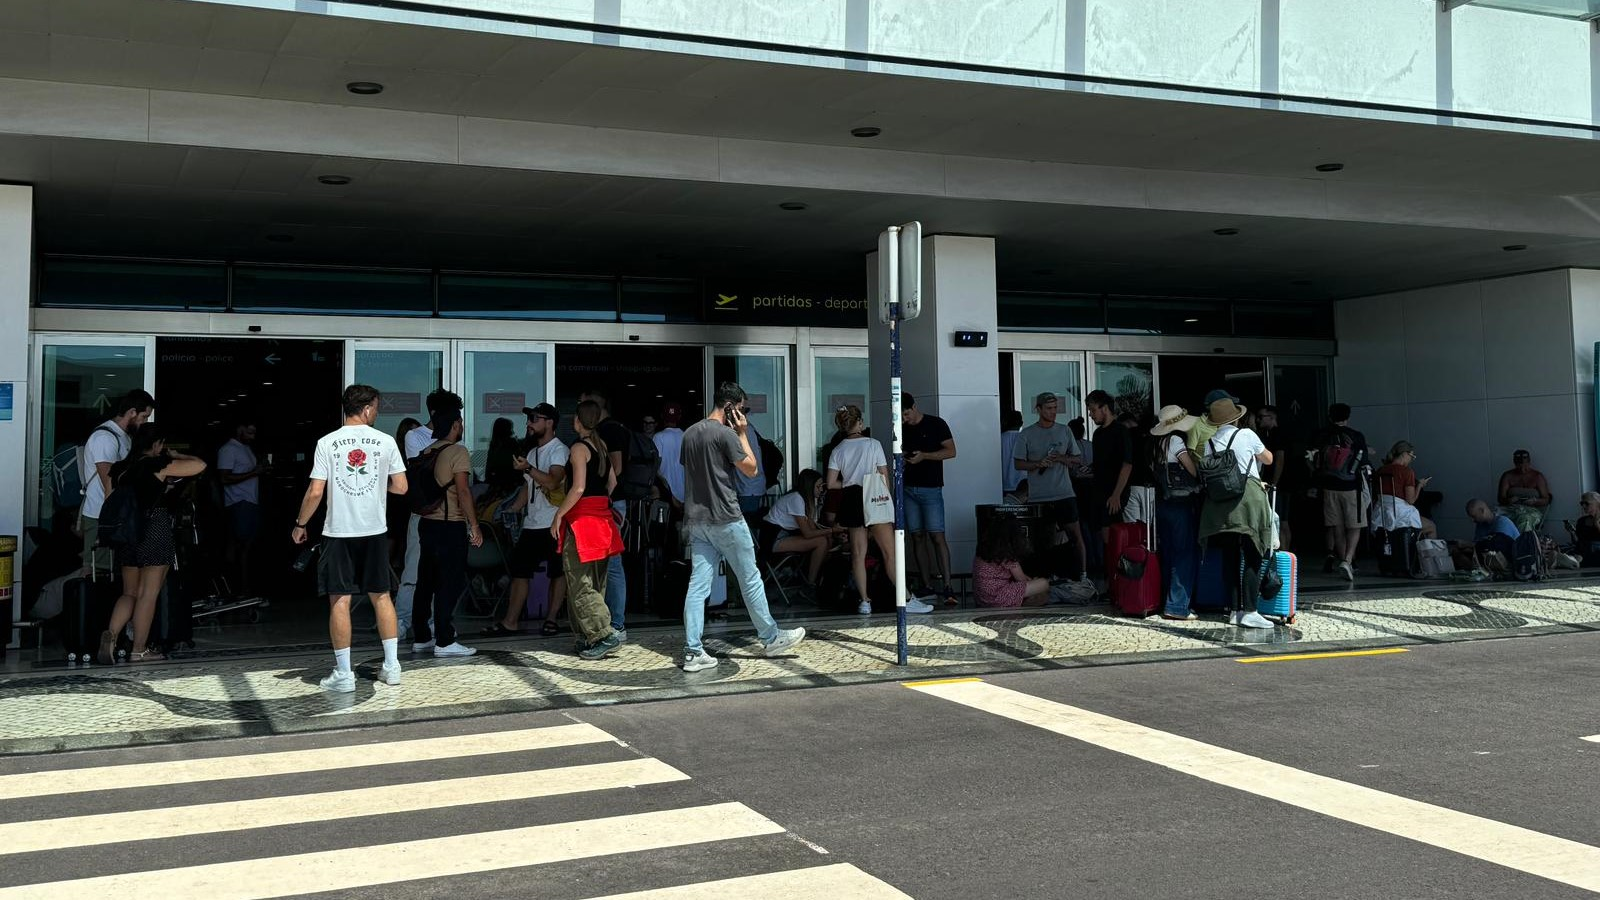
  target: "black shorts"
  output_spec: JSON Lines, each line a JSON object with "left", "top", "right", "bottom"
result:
{"left": 508, "top": 527, "right": 562, "bottom": 579}
{"left": 1037, "top": 497, "right": 1080, "bottom": 531}
{"left": 836, "top": 484, "right": 866, "bottom": 528}
{"left": 317, "top": 534, "right": 396, "bottom": 597}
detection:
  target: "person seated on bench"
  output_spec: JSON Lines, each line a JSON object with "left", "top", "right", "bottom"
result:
{"left": 1468, "top": 498, "right": 1519, "bottom": 570}
{"left": 1498, "top": 449, "right": 1551, "bottom": 535}
{"left": 763, "top": 468, "right": 844, "bottom": 584}
{"left": 1371, "top": 441, "right": 1436, "bottom": 539}
{"left": 973, "top": 515, "right": 1054, "bottom": 608}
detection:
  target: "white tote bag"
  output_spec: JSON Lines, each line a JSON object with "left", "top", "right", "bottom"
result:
{"left": 862, "top": 472, "right": 896, "bottom": 526}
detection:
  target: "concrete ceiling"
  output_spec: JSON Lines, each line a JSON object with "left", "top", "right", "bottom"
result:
{"left": 3, "top": 132, "right": 1594, "bottom": 300}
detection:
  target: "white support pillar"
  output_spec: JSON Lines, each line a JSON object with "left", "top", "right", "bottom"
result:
{"left": 869, "top": 234, "right": 1000, "bottom": 569}
{"left": 0, "top": 186, "right": 32, "bottom": 647}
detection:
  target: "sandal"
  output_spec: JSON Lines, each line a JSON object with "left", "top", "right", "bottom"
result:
{"left": 942, "top": 594, "right": 961, "bottom": 609}
{"left": 540, "top": 620, "right": 560, "bottom": 637}
{"left": 480, "top": 623, "right": 519, "bottom": 637}
{"left": 129, "top": 648, "right": 165, "bottom": 663}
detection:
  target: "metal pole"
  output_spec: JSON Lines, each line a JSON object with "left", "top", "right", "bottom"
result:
{"left": 885, "top": 248, "right": 909, "bottom": 667}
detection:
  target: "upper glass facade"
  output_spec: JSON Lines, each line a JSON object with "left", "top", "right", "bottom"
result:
{"left": 258, "top": 0, "right": 1600, "bottom": 133}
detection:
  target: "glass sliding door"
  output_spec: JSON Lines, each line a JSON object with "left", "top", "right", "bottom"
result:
{"left": 711, "top": 347, "right": 791, "bottom": 492}
{"left": 1090, "top": 353, "right": 1158, "bottom": 426}
{"left": 30, "top": 336, "right": 155, "bottom": 531}
{"left": 1013, "top": 352, "right": 1085, "bottom": 425}
{"left": 455, "top": 342, "right": 554, "bottom": 478}
{"left": 813, "top": 349, "right": 869, "bottom": 472}
{"left": 347, "top": 341, "right": 447, "bottom": 445}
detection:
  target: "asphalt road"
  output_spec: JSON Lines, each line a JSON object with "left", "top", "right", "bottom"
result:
{"left": 3, "top": 631, "right": 1598, "bottom": 898}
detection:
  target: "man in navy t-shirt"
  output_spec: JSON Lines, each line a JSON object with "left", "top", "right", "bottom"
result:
{"left": 902, "top": 392, "right": 958, "bottom": 603}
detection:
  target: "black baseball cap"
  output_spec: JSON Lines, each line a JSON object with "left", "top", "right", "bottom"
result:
{"left": 523, "top": 403, "right": 559, "bottom": 421}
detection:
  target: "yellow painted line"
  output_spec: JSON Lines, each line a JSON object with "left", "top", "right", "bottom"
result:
{"left": 590, "top": 864, "right": 912, "bottom": 899}
{"left": 900, "top": 677, "right": 984, "bottom": 688}
{"left": 0, "top": 723, "right": 615, "bottom": 801}
{"left": 0, "top": 803, "right": 783, "bottom": 900}
{"left": 1236, "top": 648, "right": 1410, "bottom": 664}
{"left": 0, "top": 758, "right": 687, "bottom": 856}
{"left": 909, "top": 680, "right": 1600, "bottom": 895}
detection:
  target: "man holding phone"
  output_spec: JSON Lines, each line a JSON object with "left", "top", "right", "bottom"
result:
{"left": 679, "top": 381, "right": 806, "bottom": 672}
{"left": 1013, "top": 391, "right": 1087, "bottom": 580}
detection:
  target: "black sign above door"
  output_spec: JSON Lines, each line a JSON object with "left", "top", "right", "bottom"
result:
{"left": 704, "top": 286, "right": 868, "bottom": 327}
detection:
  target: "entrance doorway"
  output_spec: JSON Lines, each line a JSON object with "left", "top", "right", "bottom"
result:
{"left": 1157, "top": 356, "right": 1267, "bottom": 416}
{"left": 554, "top": 344, "right": 705, "bottom": 436}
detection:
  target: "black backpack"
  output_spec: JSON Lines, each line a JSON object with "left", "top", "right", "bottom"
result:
{"left": 405, "top": 446, "right": 449, "bottom": 516}
{"left": 759, "top": 436, "right": 784, "bottom": 490}
{"left": 96, "top": 487, "right": 142, "bottom": 550}
{"left": 1197, "top": 430, "right": 1248, "bottom": 502}
{"left": 616, "top": 427, "right": 660, "bottom": 502}
{"left": 1512, "top": 531, "right": 1543, "bottom": 582}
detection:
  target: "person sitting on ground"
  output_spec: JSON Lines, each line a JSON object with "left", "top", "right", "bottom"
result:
{"left": 1372, "top": 441, "right": 1436, "bottom": 539}
{"left": 1467, "top": 498, "right": 1519, "bottom": 570}
{"left": 973, "top": 516, "right": 1057, "bottom": 608}
{"left": 763, "top": 468, "right": 845, "bottom": 585}
{"left": 1570, "top": 492, "right": 1600, "bottom": 567}
{"left": 1498, "top": 449, "right": 1551, "bottom": 535}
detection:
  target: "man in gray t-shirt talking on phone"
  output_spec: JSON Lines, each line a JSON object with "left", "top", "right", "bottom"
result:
{"left": 1013, "top": 391, "right": 1087, "bottom": 580}
{"left": 678, "top": 381, "right": 807, "bottom": 673}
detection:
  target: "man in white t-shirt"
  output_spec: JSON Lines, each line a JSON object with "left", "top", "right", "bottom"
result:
{"left": 486, "top": 403, "right": 570, "bottom": 637}
{"left": 79, "top": 390, "right": 156, "bottom": 572}
{"left": 218, "top": 419, "right": 267, "bottom": 594}
{"left": 394, "top": 388, "right": 461, "bottom": 640}
{"left": 292, "top": 384, "right": 409, "bottom": 693}
{"left": 652, "top": 402, "right": 687, "bottom": 506}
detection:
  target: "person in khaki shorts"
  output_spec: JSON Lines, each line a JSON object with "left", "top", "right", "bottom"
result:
{"left": 1315, "top": 403, "right": 1369, "bottom": 582}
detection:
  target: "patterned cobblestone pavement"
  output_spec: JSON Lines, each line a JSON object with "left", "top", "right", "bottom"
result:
{"left": 4, "top": 580, "right": 1599, "bottom": 754}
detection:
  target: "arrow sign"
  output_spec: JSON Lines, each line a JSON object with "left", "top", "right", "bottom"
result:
{"left": 264, "top": 354, "right": 281, "bottom": 366}
{"left": 94, "top": 391, "right": 111, "bottom": 413}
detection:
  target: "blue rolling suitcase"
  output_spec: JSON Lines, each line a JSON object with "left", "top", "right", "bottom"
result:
{"left": 1258, "top": 550, "right": 1298, "bottom": 624}
{"left": 1193, "top": 545, "right": 1232, "bottom": 612}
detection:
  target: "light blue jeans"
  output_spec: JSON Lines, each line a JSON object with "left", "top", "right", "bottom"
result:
{"left": 605, "top": 501, "right": 627, "bottom": 631}
{"left": 683, "top": 518, "right": 781, "bottom": 655}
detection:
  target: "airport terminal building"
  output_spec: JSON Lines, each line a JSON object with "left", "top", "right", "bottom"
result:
{"left": 3, "top": 0, "right": 1600, "bottom": 635}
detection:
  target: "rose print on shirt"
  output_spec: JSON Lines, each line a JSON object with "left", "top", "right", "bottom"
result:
{"left": 346, "top": 448, "right": 368, "bottom": 475}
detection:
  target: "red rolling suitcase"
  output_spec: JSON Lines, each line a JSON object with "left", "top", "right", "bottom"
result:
{"left": 1109, "top": 521, "right": 1160, "bottom": 617}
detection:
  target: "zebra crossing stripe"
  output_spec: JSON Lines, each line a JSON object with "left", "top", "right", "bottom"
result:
{"left": 0, "top": 757, "right": 688, "bottom": 856}
{"left": 587, "top": 863, "right": 913, "bottom": 898}
{"left": 0, "top": 723, "right": 613, "bottom": 801}
{"left": 0, "top": 802, "right": 785, "bottom": 900}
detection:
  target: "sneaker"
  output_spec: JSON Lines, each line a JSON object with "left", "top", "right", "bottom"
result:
{"left": 762, "top": 627, "right": 806, "bottom": 656}
{"left": 904, "top": 598, "right": 935, "bottom": 614}
{"left": 411, "top": 640, "right": 436, "bottom": 653}
{"left": 1227, "top": 610, "right": 1245, "bottom": 625}
{"left": 578, "top": 633, "right": 623, "bottom": 660}
{"left": 682, "top": 649, "right": 719, "bottom": 672}
{"left": 1239, "top": 611, "right": 1275, "bottom": 629}
{"left": 857, "top": 600, "right": 873, "bottom": 615}
{"left": 1336, "top": 561, "right": 1355, "bottom": 582}
{"left": 1161, "top": 612, "right": 1199, "bottom": 621}
{"left": 319, "top": 669, "right": 356, "bottom": 693}
{"left": 433, "top": 642, "right": 477, "bottom": 658}
{"left": 613, "top": 629, "right": 628, "bottom": 644}
{"left": 379, "top": 662, "right": 402, "bottom": 686}
{"left": 96, "top": 630, "right": 115, "bottom": 666}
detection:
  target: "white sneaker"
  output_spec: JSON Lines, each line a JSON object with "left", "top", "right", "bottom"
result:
{"left": 379, "top": 662, "right": 402, "bottom": 686}
{"left": 904, "top": 598, "right": 935, "bottom": 614}
{"left": 1337, "top": 561, "right": 1355, "bottom": 582}
{"left": 682, "top": 650, "right": 719, "bottom": 673}
{"left": 1227, "top": 610, "right": 1245, "bottom": 626}
{"left": 319, "top": 669, "right": 355, "bottom": 693}
{"left": 614, "top": 629, "right": 628, "bottom": 644}
{"left": 1239, "top": 611, "right": 1276, "bottom": 629}
{"left": 433, "top": 642, "right": 477, "bottom": 658}
{"left": 762, "top": 627, "right": 806, "bottom": 656}
{"left": 411, "top": 640, "right": 436, "bottom": 653}
{"left": 857, "top": 600, "right": 873, "bottom": 615}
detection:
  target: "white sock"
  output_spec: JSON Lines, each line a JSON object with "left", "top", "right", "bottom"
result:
{"left": 334, "top": 647, "right": 352, "bottom": 674}
{"left": 382, "top": 638, "right": 398, "bottom": 667}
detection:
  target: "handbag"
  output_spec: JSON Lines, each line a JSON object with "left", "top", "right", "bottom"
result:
{"left": 1259, "top": 550, "right": 1283, "bottom": 600}
{"left": 862, "top": 472, "right": 895, "bottom": 526}
{"left": 532, "top": 443, "right": 568, "bottom": 507}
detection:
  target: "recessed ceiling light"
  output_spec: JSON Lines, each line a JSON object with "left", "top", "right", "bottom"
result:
{"left": 346, "top": 81, "right": 384, "bottom": 95}
{"left": 1184, "top": 318, "right": 1200, "bottom": 323}
{"left": 1503, "top": 244, "right": 1529, "bottom": 252}
{"left": 778, "top": 201, "right": 808, "bottom": 211}
{"left": 1315, "top": 162, "right": 1344, "bottom": 173}
{"left": 850, "top": 126, "right": 882, "bottom": 138}
{"left": 265, "top": 233, "right": 294, "bottom": 243}
{"left": 1213, "top": 227, "right": 1240, "bottom": 236}
{"left": 317, "top": 174, "right": 352, "bottom": 186}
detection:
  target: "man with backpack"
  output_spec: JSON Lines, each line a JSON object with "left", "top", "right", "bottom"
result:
{"left": 291, "top": 384, "right": 408, "bottom": 693}
{"left": 1315, "top": 403, "right": 1370, "bottom": 582}
{"left": 410, "top": 406, "right": 483, "bottom": 659}
{"left": 78, "top": 390, "right": 156, "bottom": 573}
{"left": 395, "top": 389, "right": 463, "bottom": 641}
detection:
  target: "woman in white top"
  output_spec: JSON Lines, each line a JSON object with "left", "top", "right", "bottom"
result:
{"left": 763, "top": 468, "right": 844, "bottom": 584}
{"left": 825, "top": 405, "right": 903, "bottom": 615}
{"left": 1195, "top": 395, "right": 1276, "bottom": 630}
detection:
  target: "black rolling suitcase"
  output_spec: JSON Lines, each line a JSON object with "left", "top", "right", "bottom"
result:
{"left": 60, "top": 571, "right": 116, "bottom": 664}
